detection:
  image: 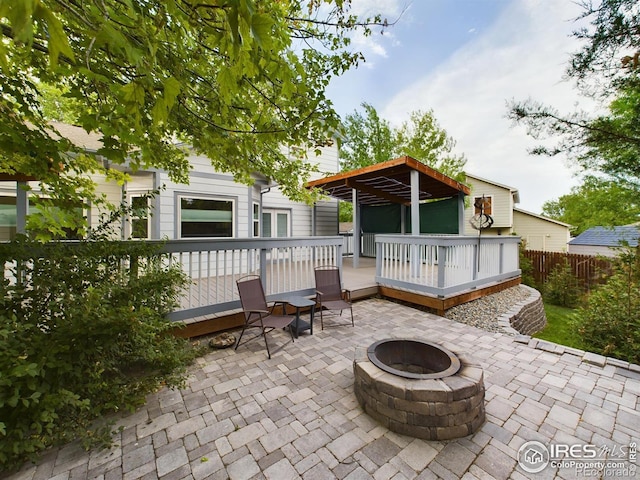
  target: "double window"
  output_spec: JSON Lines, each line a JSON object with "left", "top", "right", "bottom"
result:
{"left": 179, "top": 196, "right": 234, "bottom": 238}
{"left": 262, "top": 209, "right": 290, "bottom": 238}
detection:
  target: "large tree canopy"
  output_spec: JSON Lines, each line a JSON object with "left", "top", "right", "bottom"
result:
{"left": 0, "top": 0, "right": 387, "bottom": 237}
{"left": 541, "top": 176, "right": 640, "bottom": 234}
{"left": 339, "top": 103, "right": 466, "bottom": 179}
{"left": 337, "top": 103, "right": 466, "bottom": 222}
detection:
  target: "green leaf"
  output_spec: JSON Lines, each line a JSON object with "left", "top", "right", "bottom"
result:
{"left": 35, "top": 5, "right": 75, "bottom": 68}
{"left": 121, "top": 83, "right": 145, "bottom": 106}
{"left": 251, "top": 14, "right": 272, "bottom": 48}
{"left": 163, "top": 76, "right": 181, "bottom": 109}
{"left": 217, "top": 68, "right": 235, "bottom": 104}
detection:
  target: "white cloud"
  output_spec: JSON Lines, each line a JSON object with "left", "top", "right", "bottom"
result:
{"left": 344, "top": 0, "right": 405, "bottom": 63}
{"left": 381, "top": 0, "right": 595, "bottom": 213}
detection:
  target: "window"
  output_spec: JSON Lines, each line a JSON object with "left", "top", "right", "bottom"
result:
{"left": 474, "top": 196, "right": 492, "bottom": 216}
{"left": 252, "top": 202, "right": 260, "bottom": 237}
{"left": 0, "top": 194, "right": 85, "bottom": 240}
{"left": 130, "top": 195, "right": 150, "bottom": 239}
{"left": 179, "top": 196, "right": 234, "bottom": 238}
{"left": 262, "top": 209, "right": 289, "bottom": 237}
{"left": 0, "top": 196, "right": 17, "bottom": 241}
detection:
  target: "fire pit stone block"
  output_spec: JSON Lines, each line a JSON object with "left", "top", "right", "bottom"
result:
{"left": 353, "top": 344, "right": 486, "bottom": 441}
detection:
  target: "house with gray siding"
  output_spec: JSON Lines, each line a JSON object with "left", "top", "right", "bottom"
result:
{"left": 0, "top": 123, "right": 339, "bottom": 241}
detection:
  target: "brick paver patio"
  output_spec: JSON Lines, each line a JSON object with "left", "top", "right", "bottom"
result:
{"left": 4, "top": 298, "right": 639, "bottom": 480}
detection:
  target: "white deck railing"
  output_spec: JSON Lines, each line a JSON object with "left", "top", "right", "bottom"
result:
{"left": 375, "top": 234, "right": 521, "bottom": 297}
{"left": 159, "top": 237, "right": 343, "bottom": 321}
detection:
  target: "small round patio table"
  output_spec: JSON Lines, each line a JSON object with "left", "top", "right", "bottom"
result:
{"left": 273, "top": 296, "right": 315, "bottom": 338}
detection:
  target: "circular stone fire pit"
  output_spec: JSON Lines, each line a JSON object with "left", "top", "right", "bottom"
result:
{"left": 353, "top": 339, "right": 485, "bottom": 441}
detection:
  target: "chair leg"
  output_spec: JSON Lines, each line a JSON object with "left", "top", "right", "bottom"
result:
{"left": 262, "top": 326, "right": 272, "bottom": 359}
{"left": 235, "top": 326, "right": 247, "bottom": 351}
{"left": 349, "top": 306, "right": 354, "bottom": 327}
{"left": 288, "top": 324, "right": 295, "bottom": 342}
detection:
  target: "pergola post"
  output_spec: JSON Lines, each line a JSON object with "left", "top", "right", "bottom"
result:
{"left": 352, "top": 188, "right": 360, "bottom": 268}
{"left": 410, "top": 170, "right": 420, "bottom": 235}
{"left": 410, "top": 170, "right": 420, "bottom": 277}
{"left": 458, "top": 191, "right": 466, "bottom": 235}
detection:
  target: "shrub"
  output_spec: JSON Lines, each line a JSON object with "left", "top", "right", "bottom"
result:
{"left": 518, "top": 242, "right": 536, "bottom": 288}
{"left": 543, "top": 259, "right": 582, "bottom": 308}
{"left": 0, "top": 239, "right": 198, "bottom": 471}
{"left": 577, "top": 246, "right": 640, "bottom": 364}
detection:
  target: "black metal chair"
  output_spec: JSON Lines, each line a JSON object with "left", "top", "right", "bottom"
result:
{"left": 235, "top": 275, "right": 295, "bottom": 359}
{"left": 314, "top": 265, "right": 354, "bottom": 329}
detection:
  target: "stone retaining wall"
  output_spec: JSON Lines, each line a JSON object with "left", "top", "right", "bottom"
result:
{"left": 497, "top": 285, "right": 547, "bottom": 336}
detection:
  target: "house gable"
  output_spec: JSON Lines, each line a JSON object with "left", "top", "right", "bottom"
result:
{"left": 512, "top": 208, "right": 571, "bottom": 252}
{"left": 463, "top": 173, "right": 519, "bottom": 235}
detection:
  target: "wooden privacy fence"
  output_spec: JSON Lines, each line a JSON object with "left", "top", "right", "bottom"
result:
{"left": 523, "top": 250, "right": 613, "bottom": 290}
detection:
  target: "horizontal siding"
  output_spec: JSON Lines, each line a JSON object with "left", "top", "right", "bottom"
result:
{"left": 512, "top": 210, "right": 570, "bottom": 252}
{"left": 463, "top": 178, "right": 514, "bottom": 235}
{"left": 158, "top": 162, "right": 249, "bottom": 239}
{"left": 567, "top": 244, "right": 621, "bottom": 257}
{"left": 315, "top": 200, "right": 338, "bottom": 235}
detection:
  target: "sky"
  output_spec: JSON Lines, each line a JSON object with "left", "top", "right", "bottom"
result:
{"left": 325, "top": 0, "right": 599, "bottom": 214}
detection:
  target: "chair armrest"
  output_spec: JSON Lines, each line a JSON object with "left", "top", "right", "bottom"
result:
{"left": 243, "top": 309, "right": 269, "bottom": 315}
{"left": 270, "top": 300, "right": 286, "bottom": 314}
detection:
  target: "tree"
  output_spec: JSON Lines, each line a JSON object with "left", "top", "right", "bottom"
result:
{"left": 337, "top": 104, "right": 466, "bottom": 222}
{"left": 508, "top": 0, "right": 640, "bottom": 192}
{"left": 339, "top": 103, "right": 467, "bottom": 222}
{"left": 339, "top": 103, "right": 466, "bottom": 177}
{"left": 394, "top": 109, "right": 467, "bottom": 181}
{"left": 577, "top": 246, "right": 640, "bottom": 364}
{"left": 339, "top": 103, "right": 395, "bottom": 171}
{"left": 0, "top": 0, "right": 388, "bottom": 238}
{"left": 541, "top": 176, "right": 640, "bottom": 234}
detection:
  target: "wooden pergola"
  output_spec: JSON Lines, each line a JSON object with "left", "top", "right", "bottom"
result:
{"left": 306, "top": 156, "right": 471, "bottom": 266}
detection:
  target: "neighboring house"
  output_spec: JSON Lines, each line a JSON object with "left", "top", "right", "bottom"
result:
{"left": 512, "top": 208, "right": 572, "bottom": 252}
{"left": 0, "top": 123, "right": 339, "bottom": 241}
{"left": 567, "top": 225, "right": 640, "bottom": 257}
{"left": 463, "top": 173, "right": 571, "bottom": 252}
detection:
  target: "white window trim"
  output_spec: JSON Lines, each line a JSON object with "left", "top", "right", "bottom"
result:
{"left": 252, "top": 202, "right": 260, "bottom": 238}
{"left": 177, "top": 194, "right": 236, "bottom": 239}
{"left": 127, "top": 194, "right": 151, "bottom": 239}
{"left": 262, "top": 208, "right": 291, "bottom": 238}
{"left": 473, "top": 195, "right": 493, "bottom": 216}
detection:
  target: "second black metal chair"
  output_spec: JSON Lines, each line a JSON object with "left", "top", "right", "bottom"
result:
{"left": 314, "top": 265, "right": 354, "bottom": 329}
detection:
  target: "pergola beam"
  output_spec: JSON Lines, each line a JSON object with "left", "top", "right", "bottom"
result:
{"left": 345, "top": 179, "right": 410, "bottom": 206}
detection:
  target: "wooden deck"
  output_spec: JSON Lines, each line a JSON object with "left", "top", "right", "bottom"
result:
{"left": 175, "top": 256, "right": 521, "bottom": 338}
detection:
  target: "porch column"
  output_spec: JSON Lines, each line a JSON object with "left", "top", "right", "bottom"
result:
{"left": 16, "top": 182, "right": 27, "bottom": 235}
{"left": 352, "top": 188, "right": 360, "bottom": 268}
{"left": 410, "top": 170, "right": 420, "bottom": 235}
{"left": 457, "top": 191, "right": 465, "bottom": 235}
{"left": 410, "top": 170, "right": 420, "bottom": 277}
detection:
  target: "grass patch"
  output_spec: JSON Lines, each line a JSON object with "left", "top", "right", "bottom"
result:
{"left": 534, "top": 303, "right": 583, "bottom": 350}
